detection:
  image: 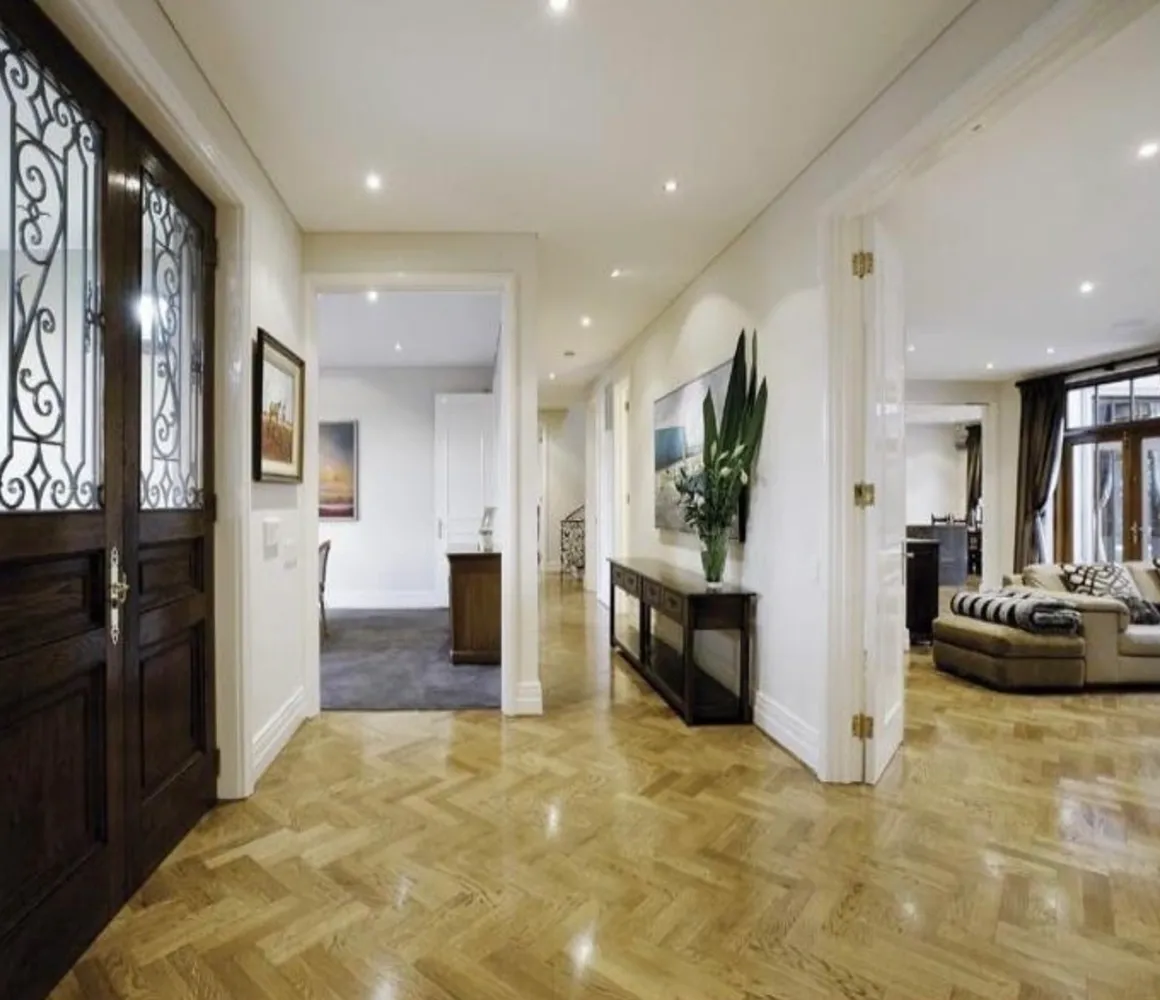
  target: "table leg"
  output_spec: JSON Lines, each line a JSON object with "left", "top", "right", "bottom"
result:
{"left": 639, "top": 598, "right": 651, "bottom": 669}
{"left": 682, "top": 620, "right": 696, "bottom": 725}
{"left": 739, "top": 601, "right": 752, "bottom": 723}
{"left": 609, "top": 577, "right": 616, "bottom": 649}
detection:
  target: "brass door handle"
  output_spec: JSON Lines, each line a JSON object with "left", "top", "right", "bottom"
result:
{"left": 109, "top": 547, "right": 130, "bottom": 646}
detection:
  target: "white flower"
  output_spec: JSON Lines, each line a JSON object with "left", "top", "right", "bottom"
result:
{"left": 733, "top": 444, "right": 746, "bottom": 458}
{"left": 740, "top": 470, "right": 748, "bottom": 485}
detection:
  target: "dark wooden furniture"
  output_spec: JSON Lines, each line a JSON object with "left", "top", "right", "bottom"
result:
{"left": 609, "top": 558, "right": 754, "bottom": 725}
{"left": 319, "top": 540, "right": 332, "bottom": 638}
{"left": 448, "top": 548, "right": 502, "bottom": 665}
{"left": 908, "top": 523, "right": 969, "bottom": 586}
{"left": 0, "top": 5, "right": 219, "bottom": 997}
{"left": 967, "top": 528, "right": 982, "bottom": 577}
{"left": 906, "top": 538, "right": 941, "bottom": 645}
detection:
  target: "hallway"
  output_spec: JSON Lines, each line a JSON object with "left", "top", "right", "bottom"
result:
{"left": 53, "top": 581, "right": 1160, "bottom": 1000}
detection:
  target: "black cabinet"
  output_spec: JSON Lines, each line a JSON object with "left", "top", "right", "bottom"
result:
{"left": 906, "top": 538, "right": 940, "bottom": 645}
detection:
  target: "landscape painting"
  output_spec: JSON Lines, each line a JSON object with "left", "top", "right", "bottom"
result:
{"left": 654, "top": 360, "right": 742, "bottom": 538}
{"left": 319, "top": 421, "right": 358, "bottom": 520}
{"left": 253, "top": 329, "right": 305, "bottom": 482}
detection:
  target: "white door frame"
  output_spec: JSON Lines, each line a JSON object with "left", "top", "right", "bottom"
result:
{"left": 819, "top": 0, "right": 1149, "bottom": 783}
{"left": 595, "top": 383, "right": 615, "bottom": 606}
{"left": 303, "top": 271, "right": 521, "bottom": 715}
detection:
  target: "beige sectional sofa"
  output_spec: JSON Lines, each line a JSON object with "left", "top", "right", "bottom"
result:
{"left": 932, "top": 562, "right": 1160, "bottom": 690}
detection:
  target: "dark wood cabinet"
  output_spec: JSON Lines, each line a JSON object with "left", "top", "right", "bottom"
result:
{"left": 448, "top": 549, "right": 501, "bottom": 665}
{"left": 906, "top": 539, "right": 940, "bottom": 645}
{"left": 609, "top": 558, "right": 754, "bottom": 726}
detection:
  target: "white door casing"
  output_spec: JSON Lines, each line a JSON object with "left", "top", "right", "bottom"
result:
{"left": 860, "top": 217, "right": 907, "bottom": 782}
{"left": 596, "top": 384, "right": 615, "bottom": 606}
{"left": 435, "top": 393, "right": 496, "bottom": 605}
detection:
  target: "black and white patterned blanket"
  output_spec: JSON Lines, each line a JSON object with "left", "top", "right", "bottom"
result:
{"left": 949, "top": 589, "right": 1080, "bottom": 635}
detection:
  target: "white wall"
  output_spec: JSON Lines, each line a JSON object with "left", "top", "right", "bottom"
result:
{"left": 301, "top": 233, "right": 541, "bottom": 716}
{"left": 589, "top": 0, "right": 1053, "bottom": 777}
{"left": 46, "top": 0, "right": 307, "bottom": 797}
{"left": 539, "top": 406, "right": 586, "bottom": 572}
{"left": 319, "top": 367, "right": 493, "bottom": 607}
{"left": 905, "top": 424, "right": 968, "bottom": 523}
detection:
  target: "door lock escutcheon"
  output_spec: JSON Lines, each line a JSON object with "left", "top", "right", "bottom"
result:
{"left": 109, "top": 546, "right": 131, "bottom": 645}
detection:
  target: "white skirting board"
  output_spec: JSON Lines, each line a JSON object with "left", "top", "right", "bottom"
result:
{"left": 508, "top": 680, "right": 543, "bottom": 715}
{"left": 251, "top": 685, "right": 306, "bottom": 781}
{"left": 753, "top": 692, "right": 820, "bottom": 773}
{"left": 327, "top": 591, "right": 446, "bottom": 610}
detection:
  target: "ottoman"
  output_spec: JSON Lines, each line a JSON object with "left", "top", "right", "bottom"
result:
{"left": 932, "top": 614, "right": 1085, "bottom": 690}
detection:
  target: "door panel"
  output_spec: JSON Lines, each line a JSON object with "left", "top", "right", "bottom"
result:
{"left": 861, "top": 217, "right": 907, "bottom": 784}
{"left": 1138, "top": 436, "right": 1160, "bottom": 560}
{"left": 0, "top": 9, "right": 124, "bottom": 998}
{"left": 123, "top": 147, "right": 215, "bottom": 890}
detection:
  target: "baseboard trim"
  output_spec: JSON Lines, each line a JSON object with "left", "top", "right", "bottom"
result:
{"left": 329, "top": 590, "right": 445, "bottom": 610}
{"left": 252, "top": 685, "right": 306, "bottom": 780}
{"left": 508, "top": 680, "right": 543, "bottom": 716}
{"left": 753, "top": 692, "right": 820, "bottom": 773}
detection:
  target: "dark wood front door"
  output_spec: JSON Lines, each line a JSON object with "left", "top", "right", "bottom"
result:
{"left": 0, "top": 5, "right": 216, "bottom": 998}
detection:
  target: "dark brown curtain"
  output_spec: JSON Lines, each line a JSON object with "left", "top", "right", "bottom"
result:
{"left": 964, "top": 423, "right": 982, "bottom": 523}
{"left": 1014, "top": 376, "right": 1066, "bottom": 570}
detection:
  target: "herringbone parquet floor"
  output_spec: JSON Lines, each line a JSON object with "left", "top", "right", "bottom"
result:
{"left": 53, "top": 579, "right": 1160, "bottom": 999}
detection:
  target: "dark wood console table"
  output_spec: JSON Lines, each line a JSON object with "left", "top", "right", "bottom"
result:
{"left": 609, "top": 557, "right": 754, "bottom": 726}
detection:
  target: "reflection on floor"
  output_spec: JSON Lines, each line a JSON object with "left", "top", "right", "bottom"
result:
{"left": 54, "top": 578, "right": 1160, "bottom": 999}
{"left": 321, "top": 609, "right": 500, "bottom": 710}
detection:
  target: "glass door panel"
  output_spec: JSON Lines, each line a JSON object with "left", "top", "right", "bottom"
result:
{"left": 1066, "top": 440, "right": 1126, "bottom": 563}
{"left": 1138, "top": 436, "right": 1160, "bottom": 561}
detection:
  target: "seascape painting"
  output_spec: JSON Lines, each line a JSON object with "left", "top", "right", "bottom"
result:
{"left": 319, "top": 421, "right": 358, "bottom": 520}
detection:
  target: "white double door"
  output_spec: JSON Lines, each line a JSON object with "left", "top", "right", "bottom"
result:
{"left": 434, "top": 393, "right": 497, "bottom": 605}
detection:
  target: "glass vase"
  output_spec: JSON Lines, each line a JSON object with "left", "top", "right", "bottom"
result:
{"left": 700, "top": 529, "right": 728, "bottom": 589}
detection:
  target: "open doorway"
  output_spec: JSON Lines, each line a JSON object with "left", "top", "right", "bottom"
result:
{"left": 315, "top": 288, "right": 503, "bottom": 711}
{"left": 595, "top": 376, "right": 631, "bottom": 606}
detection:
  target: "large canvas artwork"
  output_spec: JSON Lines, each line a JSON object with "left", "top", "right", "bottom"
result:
{"left": 319, "top": 421, "right": 358, "bottom": 520}
{"left": 253, "top": 329, "right": 305, "bottom": 482}
{"left": 654, "top": 360, "right": 742, "bottom": 537}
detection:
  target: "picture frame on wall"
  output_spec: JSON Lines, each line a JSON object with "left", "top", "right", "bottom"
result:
{"left": 319, "top": 420, "right": 359, "bottom": 520}
{"left": 253, "top": 328, "right": 306, "bottom": 483}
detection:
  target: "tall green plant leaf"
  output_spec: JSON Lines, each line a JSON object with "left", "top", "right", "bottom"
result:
{"left": 703, "top": 388, "right": 718, "bottom": 465}
{"left": 719, "top": 331, "right": 748, "bottom": 452}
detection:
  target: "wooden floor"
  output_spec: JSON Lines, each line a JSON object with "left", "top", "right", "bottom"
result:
{"left": 54, "top": 579, "right": 1160, "bottom": 999}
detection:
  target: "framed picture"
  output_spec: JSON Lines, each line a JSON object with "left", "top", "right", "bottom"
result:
{"left": 319, "top": 420, "right": 358, "bottom": 520}
{"left": 253, "top": 329, "right": 305, "bottom": 483}
{"left": 653, "top": 359, "right": 746, "bottom": 541}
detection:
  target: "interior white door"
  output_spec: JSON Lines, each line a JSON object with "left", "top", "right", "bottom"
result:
{"left": 861, "top": 216, "right": 907, "bottom": 783}
{"left": 596, "top": 385, "right": 615, "bottom": 606}
{"left": 435, "top": 393, "right": 495, "bottom": 606}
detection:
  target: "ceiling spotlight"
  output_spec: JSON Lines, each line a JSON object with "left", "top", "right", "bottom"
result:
{"left": 906, "top": 344, "right": 915, "bottom": 353}
{"left": 985, "top": 362, "right": 995, "bottom": 371}
{"left": 394, "top": 342, "right": 402, "bottom": 352}
{"left": 610, "top": 268, "right": 622, "bottom": 279}
{"left": 366, "top": 290, "right": 378, "bottom": 303}
{"left": 548, "top": 0, "right": 569, "bottom": 12}
{"left": 1047, "top": 347, "right": 1056, "bottom": 355}
{"left": 564, "top": 350, "right": 576, "bottom": 358}
{"left": 365, "top": 172, "right": 383, "bottom": 191}
{"left": 663, "top": 179, "right": 678, "bottom": 194}
{"left": 1138, "top": 141, "right": 1159, "bottom": 160}
{"left": 549, "top": 372, "right": 557, "bottom": 381}
{"left": 580, "top": 315, "right": 592, "bottom": 328}
{"left": 1079, "top": 281, "right": 1095, "bottom": 295}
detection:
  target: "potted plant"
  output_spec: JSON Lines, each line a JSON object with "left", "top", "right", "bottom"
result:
{"left": 674, "top": 331, "right": 767, "bottom": 588}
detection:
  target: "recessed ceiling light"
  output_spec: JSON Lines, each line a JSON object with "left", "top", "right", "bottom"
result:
{"left": 1138, "top": 141, "right": 1159, "bottom": 160}
{"left": 1079, "top": 281, "right": 1095, "bottom": 295}
{"left": 563, "top": 350, "right": 576, "bottom": 358}
{"left": 549, "top": 372, "right": 557, "bottom": 381}
{"left": 548, "top": 0, "right": 569, "bottom": 12}
{"left": 365, "top": 172, "right": 383, "bottom": 191}
{"left": 985, "top": 362, "right": 995, "bottom": 370}
{"left": 394, "top": 342, "right": 402, "bottom": 352}
{"left": 580, "top": 315, "right": 592, "bottom": 328}
{"left": 1047, "top": 347, "right": 1056, "bottom": 355}
{"left": 610, "top": 268, "right": 622, "bottom": 279}
{"left": 907, "top": 344, "right": 916, "bottom": 353}
{"left": 663, "top": 179, "right": 678, "bottom": 193}
{"left": 366, "top": 290, "right": 378, "bottom": 303}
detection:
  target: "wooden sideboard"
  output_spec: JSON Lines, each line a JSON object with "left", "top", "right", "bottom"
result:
{"left": 447, "top": 548, "right": 501, "bottom": 665}
{"left": 609, "top": 557, "right": 754, "bottom": 726}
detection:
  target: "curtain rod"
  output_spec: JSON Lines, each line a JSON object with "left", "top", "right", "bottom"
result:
{"left": 1016, "top": 345, "right": 1160, "bottom": 388}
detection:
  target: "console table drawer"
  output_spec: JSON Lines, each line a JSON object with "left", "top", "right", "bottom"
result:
{"left": 660, "top": 588, "right": 685, "bottom": 623}
{"left": 642, "top": 579, "right": 663, "bottom": 606}
{"left": 612, "top": 565, "right": 639, "bottom": 596}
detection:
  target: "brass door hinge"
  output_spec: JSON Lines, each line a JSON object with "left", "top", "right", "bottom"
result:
{"left": 854, "top": 482, "right": 876, "bottom": 508}
{"left": 852, "top": 250, "right": 875, "bottom": 279}
{"left": 851, "top": 713, "right": 875, "bottom": 740}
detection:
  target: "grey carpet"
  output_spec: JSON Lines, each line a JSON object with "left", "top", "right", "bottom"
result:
{"left": 321, "top": 609, "right": 500, "bottom": 711}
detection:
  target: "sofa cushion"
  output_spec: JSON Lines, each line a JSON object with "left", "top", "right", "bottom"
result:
{"left": 1061, "top": 563, "right": 1160, "bottom": 626}
{"left": 949, "top": 590, "right": 1080, "bottom": 634}
{"left": 932, "top": 615, "right": 1084, "bottom": 658}
{"left": 1022, "top": 564, "right": 1069, "bottom": 592}
{"left": 1118, "top": 624, "right": 1160, "bottom": 657}
{"left": 1137, "top": 561, "right": 1160, "bottom": 602}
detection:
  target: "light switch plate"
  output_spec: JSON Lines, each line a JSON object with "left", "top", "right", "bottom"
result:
{"left": 262, "top": 517, "right": 280, "bottom": 558}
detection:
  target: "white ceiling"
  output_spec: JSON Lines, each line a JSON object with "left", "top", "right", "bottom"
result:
{"left": 156, "top": 0, "right": 971, "bottom": 400}
{"left": 317, "top": 290, "right": 500, "bottom": 369}
{"left": 886, "top": 4, "right": 1160, "bottom": 383}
